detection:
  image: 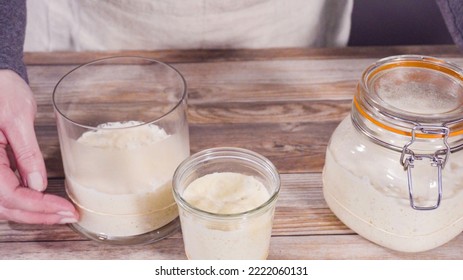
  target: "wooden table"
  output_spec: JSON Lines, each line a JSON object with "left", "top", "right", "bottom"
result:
{"left": 3, "top": 46, "right": 463, "bottom": 260}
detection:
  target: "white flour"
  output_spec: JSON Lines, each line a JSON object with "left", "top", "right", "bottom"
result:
{"left": 64, "top": 121, "right": 189, "bottom": 236}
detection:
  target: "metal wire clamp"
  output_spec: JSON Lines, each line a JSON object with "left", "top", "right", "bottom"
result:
{"left": 400, "top": 125, "right": 450, "bottom": 210}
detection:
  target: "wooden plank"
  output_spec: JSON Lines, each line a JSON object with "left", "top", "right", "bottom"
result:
{"left": 3, "top": 233, "right": 463, "bottom": 260}
{"left": 0, "top": 237, "right": 187, "bottom": 260}
{"left": 0, "top": 174, "right": 351, "bottom": 243}
{"left": 189, "top": 121, "right": 338, "bottom": 173}
{"left": 269, "top": 234, "right": 463, "bottom": 260}
{"left": 29, "top": 56, "right": 463, "bottom": 108}
{"left": 177, "top": 59, "right": 365, "bottom": 103}
{"left": 35, "top": 101, "right": 351, "bottom": 127}
{"left": 275, "top": 173, "right": 350, "bottom": 235}
{"left": 27, "top": 59, "right": 362, "bottom": 105}
{"left": 23, "top": 45, "right": 462, "bottom": 65}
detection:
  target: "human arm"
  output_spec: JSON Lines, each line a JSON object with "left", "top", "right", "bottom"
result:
{"left": 436, "top": 0, "right": 463, "bottom": 50}
{"left": 0, "top": 0, "right": 78, "bottom": 224}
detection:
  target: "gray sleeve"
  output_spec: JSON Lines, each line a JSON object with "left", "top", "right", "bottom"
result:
{"left": 0, "top": 0, "right": 28, "bottom": 83}
{"left": 436, "top": 0, "right": 463, "bottom": 51}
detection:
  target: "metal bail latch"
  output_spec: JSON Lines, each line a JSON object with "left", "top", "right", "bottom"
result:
{"left": 400, "top": 125, "right": 450, "bottom": 211}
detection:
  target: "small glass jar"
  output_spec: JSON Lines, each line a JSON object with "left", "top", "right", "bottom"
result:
{"left": 173, "top": 147, "right": 280, "bottom": 260}
{"left": 323, "top": 55, "right": 463, "bottom": 252}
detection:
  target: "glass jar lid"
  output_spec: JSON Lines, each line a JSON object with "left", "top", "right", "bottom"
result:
{"left": 366, "top": 56, "right": 463, "bottom": 121}
{"left": 354, "top": 55, "right": 463, "bottom": 148}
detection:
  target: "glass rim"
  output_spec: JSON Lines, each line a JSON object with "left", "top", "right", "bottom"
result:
{"left": 359, "top": 55, "right": 463, "bottom": 123}
{"left": 355, "top": 55, "right": 463, "bottom": 139}
{"left": 52, "top": 55, "right": 187, "bottom": 130}
{"left": 172, "top": 147, "right": 281, "bottom": 220}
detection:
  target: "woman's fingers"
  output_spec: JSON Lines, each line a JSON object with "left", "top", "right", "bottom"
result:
{"left": 0, "top": 150, "right": 78, "bottom": 224}
{"left": 0, "top": 205, "right": 77, "bottom": 225}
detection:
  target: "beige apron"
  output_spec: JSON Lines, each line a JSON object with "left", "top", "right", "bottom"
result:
{"left": 25, "top": 0, "right": 352, "bottom": 51}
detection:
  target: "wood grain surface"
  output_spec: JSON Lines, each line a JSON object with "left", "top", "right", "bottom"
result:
{"left": 2, "top": 46, "right": 463, "bottom": 259}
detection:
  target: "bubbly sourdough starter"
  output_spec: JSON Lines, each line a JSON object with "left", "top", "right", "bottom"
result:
{"left": 64, "top": 121, "right": 189, "bottom": 237}
{"left": 180, "top": 172, "right": 273, "bottom": 259}
{"left": 323, "top": 118, "right": 463, "bottom": 252}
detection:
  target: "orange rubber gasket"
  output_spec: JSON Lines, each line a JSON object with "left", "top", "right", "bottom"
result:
{"left": 368, "top": 59, "right": 463, "bottom": 81}
{"left": 355, "top": 59, "right": 463, "bottom": 138}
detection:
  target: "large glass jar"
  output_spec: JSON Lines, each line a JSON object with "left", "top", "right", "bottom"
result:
{"left": 323, "top": 55, "right": 463, "bottom": 252}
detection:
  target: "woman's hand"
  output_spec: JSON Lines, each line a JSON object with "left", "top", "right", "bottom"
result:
{"left": 0, "top": 69, "right": 78, "bottom": 224}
